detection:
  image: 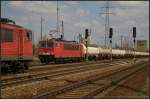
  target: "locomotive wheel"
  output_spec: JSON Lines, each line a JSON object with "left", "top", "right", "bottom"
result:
{"left": 40, "top": 57, "right": 45, "bottom": 63}
{"left": 10, "top": 62, "right": 25, "bottom": 73}
{"left": 10, "top": 63, "right": 17, "bottom": 74}
{"left": 55, "top": 59, "right": 62, "bottom": 64}
{"left": 1, "top": 63, "right": 10, "bottom": 74}
{"left": 24, "top": 63, "right": 29, "bottom": 70}
{"left": 54, "top": 59, "right": 58, "bottom": 64}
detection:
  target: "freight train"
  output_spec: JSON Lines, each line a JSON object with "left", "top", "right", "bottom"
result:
{"left": 0, "top": 18, "right": 149, "bottom": 72}
{"left": 38, "top": 38, "right": 149, "bottom": 63}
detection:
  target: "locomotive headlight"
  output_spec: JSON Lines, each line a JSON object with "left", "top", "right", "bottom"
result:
{"left": 43, "top": 52, "right": 50, "bottom": 55}
{"left": 39, "top": 51, "right": 53, "bottom": 55}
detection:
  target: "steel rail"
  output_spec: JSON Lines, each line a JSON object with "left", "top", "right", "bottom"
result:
{"left": 31, "top": 61, "right": 147, "bottom": 99}
{"left": 1, "top": 60, "right": 128, "bottom": 88}
{"left": 81, "top": 63, "right": 147, "bottom": 98}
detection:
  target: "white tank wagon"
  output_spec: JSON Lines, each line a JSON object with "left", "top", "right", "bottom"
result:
{"left": 141, "top": 52, "right": 146, "bottom": 56}
{"left": 134, "top": 51, "right": 149, "bottom": 57}
{"left": 135, "top": 52, "right": 139, "bottom": 56}
{"left": 112, "top": 49, "right": 120, "bottom": 58}
{"left": 112, "top": 49, "right": 126, "bottom": 58}
{"left": 99, "top": 47, "right": 111, "bottom": 59}
{"left": 124, "top": 50, "right": 133, "bottom": 57}
{"left": 145, "top": 52, "right": 149, "bottom": 56}
{"left": 82, "top": 44, "right": 100, "bottom": 60}
{"left": 87, "top": 47, "right": 99, "bottom": 55}
{"left": 120, "top": 50, "right": 126, "bottom": 57}
{"left": 86, "top": 46, "right": 99, "bottom": 60}
{"left": 81, "top": 43, "right": 148, "bottom": 61}
{"left": 131, "top": 51, "right": 135, "bottom": 56}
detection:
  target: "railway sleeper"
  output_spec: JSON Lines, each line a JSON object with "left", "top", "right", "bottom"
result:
{"left": 81, "top": 64, "right": 146, "bottom": 98}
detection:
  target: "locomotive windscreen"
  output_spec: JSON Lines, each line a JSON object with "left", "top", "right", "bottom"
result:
{"left": 39, "top": 40, "right": 53, "bottom": 48}
{"left": 0, "top": 28, "right": 13, "bottom": 42}
{"left": 47, "top": 40, "right": 53, "bottom": 48}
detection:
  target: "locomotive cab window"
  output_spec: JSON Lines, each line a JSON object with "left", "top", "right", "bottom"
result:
{"left": 26, "top": 31, "right": 32, "bottom": 40}
{"left": 0, "top": 28, "right": 13, "bottom": 42}
{"left": 64, "top": 43, "right": 79, "bottom": 50}
{"left": 47, "top": 41, "right": 54, "bottom": 48}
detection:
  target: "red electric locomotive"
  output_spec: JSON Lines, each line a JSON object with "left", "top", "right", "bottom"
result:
{"left": 0, "top": 18, "right": 33, "bottom": 72}
{"left": 38, "top": 38, "right": 85, "bottom": 63}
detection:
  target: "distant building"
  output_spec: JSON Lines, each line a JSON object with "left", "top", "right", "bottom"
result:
{"left": 136, "top": 40, "right": 147, "bottom": 52}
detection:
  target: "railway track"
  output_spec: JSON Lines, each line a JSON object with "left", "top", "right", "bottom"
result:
{"left": 2, "top": 58, "right": 140, "bottom": 80}
{"left": 30, "top": 58, "right": 134, "bottom": 67}
{"left": 28, "top": 59, "right": 119, "bottom": 73}
{"left": 2, "top": 59, "right": 132, "bottom": 80}
{"left": 29, "top": 58, "right": 136, "bottom": 73}
{"left": 2, "top": 59, "right": 126, "bottom": 78}
{"left": 31, "top": 60, "right": 148, "bottom": 98}
{"left": 81, "top": 63, "right": 148, "bottom": 98}
{"left": 1, "top": 59, "right": 132, "bottom": 89}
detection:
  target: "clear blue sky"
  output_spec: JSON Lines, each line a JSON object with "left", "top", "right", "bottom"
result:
{"left": 1, "top": 1, "right": 149, "bottom": 48}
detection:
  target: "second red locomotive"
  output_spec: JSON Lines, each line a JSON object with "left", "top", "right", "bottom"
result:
{"left": 38, "top": 38, "right": 85, "bottom": 63}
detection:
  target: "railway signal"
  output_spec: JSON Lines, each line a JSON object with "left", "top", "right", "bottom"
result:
{"left": 133, "top": 27, "right": 136, "bottom": 62}
{"left": 109, "top": 28, "right": 113, "bottom": 38}
{"left": 85, "top": 29, "right": 89, "bottom": 39}
{"left": 85, "top": 29, "right": 89, "bottom": 61}
{"left": 109, "top": 27, "right": 113, "bottom": 61}
{"left": 133, "top": 27, "right": 136, "bottom": 38}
